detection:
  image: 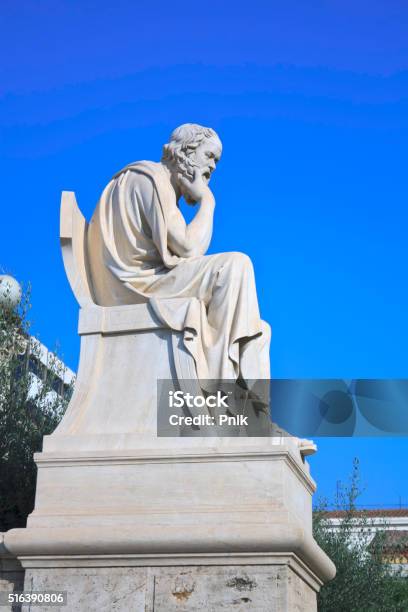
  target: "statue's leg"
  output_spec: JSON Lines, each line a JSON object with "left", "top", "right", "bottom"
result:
{"left": 141, "top": 251, "right": 270, "bottom": 381}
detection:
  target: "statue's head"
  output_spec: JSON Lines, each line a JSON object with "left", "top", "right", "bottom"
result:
{"left": 161, "top": 123, "right": 222, "bottom": 187}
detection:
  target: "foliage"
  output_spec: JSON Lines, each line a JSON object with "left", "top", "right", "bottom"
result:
{"left": 314, "top": 458, "right": 408, "bottom": 612}
{"left": 0, "top": 287, "right": 70, "bottom": 531}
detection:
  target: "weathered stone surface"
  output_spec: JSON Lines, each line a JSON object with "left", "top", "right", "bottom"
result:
{"left": 0, "top": 533, "right": 24, "bottom": 612}
{"left": 22, "top": 565, "right": 317, "bottom": 612}
{"left": 5, "top": 442, "right": 334, "bottom": 585}
{"left": 22, "top": 568, "right": 147, "bottom": 612}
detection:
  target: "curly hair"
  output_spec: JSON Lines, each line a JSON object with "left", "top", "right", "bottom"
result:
{"left": 161, "top": 123, "right": 222, "bottom": 179}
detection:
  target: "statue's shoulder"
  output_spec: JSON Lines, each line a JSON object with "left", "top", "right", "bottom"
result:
{"left": 111, "top": 161, "right": 172, "bottom": 203}
{"left": 112, "top": 160, "right": 165, "bottom": 182}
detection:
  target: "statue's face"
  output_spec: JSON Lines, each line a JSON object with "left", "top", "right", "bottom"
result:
{"left": 192, "top": 137, "right": 222, "bottom": 184}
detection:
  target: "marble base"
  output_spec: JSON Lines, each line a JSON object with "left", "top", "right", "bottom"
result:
{"left": 0, "top": 534, "right": 24, "bottom": 612}
{"left": 4, "top": 440, "right": 335, "bottom": 611}
{"left": 22, "top": 558, "right": 318, "bottom": 612}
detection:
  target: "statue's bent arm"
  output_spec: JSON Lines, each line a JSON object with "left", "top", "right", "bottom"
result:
{"left": 166, "top": 191, "right": 215, "bottom": 259}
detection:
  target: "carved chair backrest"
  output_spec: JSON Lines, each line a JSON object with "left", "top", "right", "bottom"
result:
{"left": 60, "top": 191, "right": 95, "bottom": 308}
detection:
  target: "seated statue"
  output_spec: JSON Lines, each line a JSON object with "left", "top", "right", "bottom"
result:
{"left": 87, "top": 123, "right": 271, "bottom": 403}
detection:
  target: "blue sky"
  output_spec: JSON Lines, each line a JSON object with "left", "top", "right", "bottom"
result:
{"left": 1, "top": 0, "right": 408, "bottom": 507}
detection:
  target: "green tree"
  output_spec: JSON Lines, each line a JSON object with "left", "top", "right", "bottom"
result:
{"left": 0, "top": 286, "right": 70, "bottom": 531}
{"left": 314, "top": 458, "right": 408, "bottom": 612}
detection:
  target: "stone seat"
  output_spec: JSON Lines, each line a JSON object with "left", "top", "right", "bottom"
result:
{"left": 52, "top": 191, "right": 200, "bottom": 445}
{"left": 60, "top": 189, "right": 195, "bottom": 329}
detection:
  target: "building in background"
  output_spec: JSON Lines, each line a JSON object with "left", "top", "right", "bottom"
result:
{"left": 324, "top": 508, "right": 408, "bottom": 576}
{"left": 26, "top": 337, "right": 75, "bottom": 404}
{"left": 0, "top": 273, "right": 75, "bottom": 405}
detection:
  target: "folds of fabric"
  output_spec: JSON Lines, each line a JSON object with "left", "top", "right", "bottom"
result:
{"left": 87, "top": 161, "right": 271, "bottom": 400}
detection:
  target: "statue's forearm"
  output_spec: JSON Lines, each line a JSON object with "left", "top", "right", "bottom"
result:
{"left": 167, "top": 191, "right": 215, "bottom": 258}
{"left": 184, "top": 193, "right": 215, "bottom": 257}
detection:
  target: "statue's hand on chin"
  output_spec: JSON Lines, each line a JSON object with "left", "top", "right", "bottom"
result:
{"left": 178, "top": 169, "right": 211, "bottom": 205}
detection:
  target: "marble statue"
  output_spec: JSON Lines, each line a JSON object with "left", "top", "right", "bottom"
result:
{"left": 3, "top": 124, "right": 335, "bottom": 611}
{"left": 87, "top": 123, "right": 271, "bottom": 393}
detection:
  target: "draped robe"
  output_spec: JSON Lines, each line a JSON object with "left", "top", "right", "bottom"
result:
{"left": 87, "top": 161, "right": 271, "bottom": 400}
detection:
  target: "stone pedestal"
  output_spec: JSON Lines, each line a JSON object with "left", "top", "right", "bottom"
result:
{"left": 23, "top": 562, "right": 318, "bottom": 611}
{"left": 2, "top": 192, "right": 335, "bottom": 610}
{"left": 4, "top": 438, "right": 335, "bottom": 611}
{"left": 0, "top": 534, "right": 24, "bottom": 611}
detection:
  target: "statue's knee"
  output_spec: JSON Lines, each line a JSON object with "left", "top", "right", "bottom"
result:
{"left": 216, "top": 252, "right": 254, "bottom": 285}
{"left": 227, "top": 251, "right": 253, "bottom": 272}
{"left": 261, "top": 320, "right": 272, "bottom": 342}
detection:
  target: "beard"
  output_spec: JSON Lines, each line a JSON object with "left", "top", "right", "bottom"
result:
{"left": 175, "top": 152, "right": 197, "bottom": 181}
{"left": 174, "top": 155, "right": 201, "bottom": 205}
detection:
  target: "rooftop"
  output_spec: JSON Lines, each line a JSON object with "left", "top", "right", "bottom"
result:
{"left": 320, "top": 509, "right": 408, "bottom": 518}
